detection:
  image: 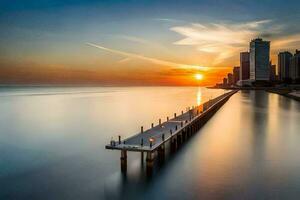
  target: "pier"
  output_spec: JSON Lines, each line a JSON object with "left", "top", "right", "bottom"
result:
{"left": 106, "top": 90, "right": 238, "bottom": 172}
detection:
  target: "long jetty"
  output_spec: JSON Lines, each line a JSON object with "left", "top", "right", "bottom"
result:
{"left": 106, "top": 90, "right": 237, "bottom": 172}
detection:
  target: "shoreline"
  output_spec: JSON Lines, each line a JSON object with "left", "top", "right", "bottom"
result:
{"left": 267, "top": 89, "right": 300, "bottom": 101}
{"left": 207, "top": 86, "right": 300, "bottom": 101}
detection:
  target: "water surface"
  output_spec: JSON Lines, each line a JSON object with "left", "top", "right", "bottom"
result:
{"left": 1, "top": 88, "right": 300, "bottom": 200}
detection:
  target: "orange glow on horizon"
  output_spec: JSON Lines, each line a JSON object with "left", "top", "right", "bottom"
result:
{"left": 0, "top": 60, "right": 232, "bottom": 86}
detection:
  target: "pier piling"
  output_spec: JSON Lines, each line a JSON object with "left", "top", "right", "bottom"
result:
{"left": 120, "top": 150, "right": 127, "bottom": 173}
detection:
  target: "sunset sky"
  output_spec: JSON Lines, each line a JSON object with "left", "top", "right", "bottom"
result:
{"left": 1, "top": 0, "right": 300, "bottom": 86}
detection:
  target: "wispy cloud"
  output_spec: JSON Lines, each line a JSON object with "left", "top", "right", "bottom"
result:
{"left": 117, "top": 57, "right": 131, "bottom": 64}
{"left": 117, "top": 35, "right": 152, "bottom": 45}
{"left": 154, "top": 18, "right": 185, "bottom": 23}
{"left": 238, "top": 19, "right": 272, "bottom": 29}
{"left": 272, "top": 33, "right": 300, "bottom": 51}
{"left": 86, "top": 43, "right": 209, "bottom": 70}
{"left": 170, "top": 19, "right": 284, "bottom": 65}
{"left": 108, "top": 34, "right": 171, "bottom": 53}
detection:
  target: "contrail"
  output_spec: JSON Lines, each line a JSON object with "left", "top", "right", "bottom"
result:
{"left": 86, "top": 43, "right": 208, "bottom": 71}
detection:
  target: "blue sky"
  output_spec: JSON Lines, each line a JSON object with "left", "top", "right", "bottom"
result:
{"left": 1, "top": 0, "right": 300, "bottom": 85}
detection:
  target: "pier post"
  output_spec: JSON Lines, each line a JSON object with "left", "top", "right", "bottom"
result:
{"left": 141, "top": 151, "right": 144, "bottom": 163}
{"left": 174, "top": 113, "right": 176, "bottom": 118}
{"left": 171, "top": 137, "right": 177, "bottom": 152}
{"left": 184, "top": 128, "right": 188, "bottom": 138}
{"left": 118, "top": 135, "right": 121, "bottom": 144}
{"left": 193, "top": 124, "right": 196, "bottom": 133}
{"left": 158, "top": 144, "right": 165, "bottom": 161}
{"left": 177, "top": 133, "right": 182, "bottom": 146}
{"left": 159, "top": 118, "right": 161, "bottom": 126}
{"left": 141, "top": 126, "right": 143, "bottom": 133}
{"left": 182, "top": 130, "right": 186, "bottom": 142}
{"left": 167, "top": 116, "right": 169, "bottom": 121}
{"left": 120, "top": 150, "right": 127, "bottom": 173}
{"left": 146, "top": 152, "right": 154, "bottom": 175}
{"left": 151, "top": 123, "right": 154, "bottom": 128}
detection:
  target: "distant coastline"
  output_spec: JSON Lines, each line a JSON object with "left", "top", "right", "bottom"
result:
{"left": 208, "top": 85, "right": 300, "bottom": 101}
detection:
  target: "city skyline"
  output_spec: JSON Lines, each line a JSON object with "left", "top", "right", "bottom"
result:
{"left": 216, "top": 37, "right": 300, "bottom": 87}
{"left": 1, "top": 0, "right": 300, "bottom": 86}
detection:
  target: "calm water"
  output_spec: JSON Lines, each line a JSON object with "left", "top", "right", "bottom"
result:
{"left": 1, "top": 87, "right": 300, "bottom": 200}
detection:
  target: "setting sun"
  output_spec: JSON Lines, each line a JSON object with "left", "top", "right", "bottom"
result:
{"left": 195, "top": 73, "right": 203, "bottom": 80}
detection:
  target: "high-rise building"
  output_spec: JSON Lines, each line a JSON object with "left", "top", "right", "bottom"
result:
{"left": 233, "top": 66, "right": 240, "bottom": 84}
{"left": 278, "top": 51, "right": 292, "bottom": 81}
{"left": 269, "top": 62, "right": 276, "bottom": 81}
{"left": 223, "top": 78, "right": 227, "bottom": 86}
{"left": 240, "top": 52, "right": 250, "bottom": 80}
{"left": 250, "top": 38, "right": 270, "bottom": 81}
{"left": 290, "top": 50, "right": 300, "bottom": 81}
{"left": 227, "top": 73, "right": 233, "bottom": 85}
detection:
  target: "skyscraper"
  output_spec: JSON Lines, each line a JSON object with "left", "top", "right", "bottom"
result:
{"left": 278, "top": 51, "right": 292, "bottom": 81}
{"left": 290, "top": 50, "right": 300, "bottom": 81}
{"left": 227, "top": 73, "right": 233, "bottom": 85}
{"left": 269, "top": 62, "right": 276, "bottom": 81}
{"left": 240, "top": 52, "right": 250, "bottom": 80}
{"left": 249, "top": 38, "right": 270, "bottom": 81}
{"left": 223, "top": 78, "right": 227, "bottom": 86}
{"left": 233, "top": 66, "right": 240, "bottom": 84}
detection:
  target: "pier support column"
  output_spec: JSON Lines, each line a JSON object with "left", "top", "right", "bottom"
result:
{"left": 177, "top": 133, "right": 182, "bottom": 146}
{"left": 171, "top": 137, "right": 177, "bottom": 152}
{"left": 192, "top": 124, "right": 195, "bottom": 134}
{"left": 141, "top": 151, "right": 144, "bottom": 161}
{"left": 120, "top": 150, "right": 127, "bottom": 173}
{"left": 183, "top": 130, "right": 186, "bottom": 141}
{"left": 158, "top": 144, "right": 165, "bottom": 162}
{"left": 146, "top": 152, "right": 154, "bottom": 175}
{"left": 181, "top": 130, "right": 185, "bottom": 141}
{"left": 193, "top": 124, "right": 196, "bottom": 134}
{"left": 180, "top": 131, "right": 184, "bottom": 143}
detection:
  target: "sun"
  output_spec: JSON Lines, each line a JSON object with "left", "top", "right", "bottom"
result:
{"left": 195, "top": 73, "right": 203, "bottom": 80}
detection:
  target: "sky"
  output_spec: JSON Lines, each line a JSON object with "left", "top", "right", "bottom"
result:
{"left": 1, "top": 0, "right": 300, "bottom": 86}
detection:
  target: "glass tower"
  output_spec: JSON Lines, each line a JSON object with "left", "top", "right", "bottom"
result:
{"left": 250, "top": 38, "right": 270, "bottom": 81}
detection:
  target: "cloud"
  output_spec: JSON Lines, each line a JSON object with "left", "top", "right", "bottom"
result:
{"left": 170, "top": 19, "right": 280, "bottom": 65}
{"left": 238, "top": 19, "right": 272, "bottom": 29}
{"left": 272, "top": 33, "right": 300, "bottom": 51}
{"left": 154, "top": 18, "right": 185, "bottom": 23}
{"left": 117, "top": 57, "right": 131, "bottom": 64}
{"left": 108, "top": 34, "right": 171, "bottom": 53}
{"left": 117, "top": 35, "right": 152, "bottom": 45}
{"left": 87, "top": 43, "right": 211, "bottom": 71}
